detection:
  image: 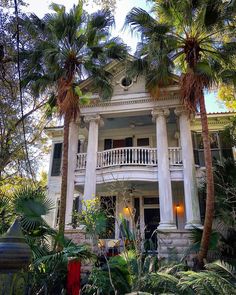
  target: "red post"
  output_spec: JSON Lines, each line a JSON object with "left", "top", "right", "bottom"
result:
{"left": 67, "top": 260, "right": 81, "bottom": 295}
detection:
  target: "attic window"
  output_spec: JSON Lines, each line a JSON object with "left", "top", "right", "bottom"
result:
{"left": 120, "top": 76, "right": 133, "bottom": 89}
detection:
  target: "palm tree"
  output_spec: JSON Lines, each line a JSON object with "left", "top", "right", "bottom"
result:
{"left": 125, "top": 0, "right": 236, "bottom": 265}
{"left": 21, "top": 3, "right": 127, "bottom": 234}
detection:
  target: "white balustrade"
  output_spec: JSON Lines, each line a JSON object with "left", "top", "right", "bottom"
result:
{"left": 77, "top": 153, "right": 87, "bottom": 169}
{"left": 168, "top": 147, "right": 182, "bottom": 165}
{"left": 76, "top": 147, "right": 182, "bottom": 169}
{"left": 97, "top": 147, "right": 157, "bottom": 168}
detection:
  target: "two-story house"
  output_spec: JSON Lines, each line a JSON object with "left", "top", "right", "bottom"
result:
{"left": 45, "top": 59, "right": 235, "bottom": 258}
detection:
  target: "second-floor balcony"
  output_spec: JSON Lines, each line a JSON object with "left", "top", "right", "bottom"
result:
{"left": 76, "top": 147, "right": 183, "bottom": 170}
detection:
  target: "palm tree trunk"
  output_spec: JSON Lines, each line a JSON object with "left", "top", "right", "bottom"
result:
{"left": 58, "top": 111, "right": 70, "bottom": 234}
{"left": 198, "top": 91, "right": 215, "bottom": 266}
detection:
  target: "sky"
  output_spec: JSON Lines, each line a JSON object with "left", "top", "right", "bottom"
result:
{"left": 22, "top": 0, "right": 227, "bottom": 113}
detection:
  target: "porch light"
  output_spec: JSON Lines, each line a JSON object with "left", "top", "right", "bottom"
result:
{"left": 123, "top": 206, "right": 130, "bottom": 215}
{"left": 124, "top": 206, "right": 129, "bottom": 211}
{"left": 175, "top": 204, "right": 180, "bottom": 229}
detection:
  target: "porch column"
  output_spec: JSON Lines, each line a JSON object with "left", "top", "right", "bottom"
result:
{"left": 152, "top": 108, "right": 176, "bottom": 230}
{"left": 65, "top": 119, "right": 80, "bottom": 227}
{"left": 83, "top": 114, "right": 102, "bottom": 201}
{"left": 175, "top": 107, "right": 202, "bottom": 228}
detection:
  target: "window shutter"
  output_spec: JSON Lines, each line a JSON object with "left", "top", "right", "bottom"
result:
{"left": 104, "top": 139, "right": 112, "bottom": 150}
{"left": 51, "top": 143, "right": 62, "bottom": 176}
{"left": 125, "top": 137, "right": 133, "bottom": 147}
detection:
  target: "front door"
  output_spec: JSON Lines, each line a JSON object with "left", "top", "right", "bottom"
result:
{"left": 144, "top": 208, "right": 160, "bottom": 249}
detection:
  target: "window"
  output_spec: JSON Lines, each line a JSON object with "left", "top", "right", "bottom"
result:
{"left": 51, "top": 143, "right": 62, "bottom": 176}
{"left": 137, "top": 138, "right": 149, "bottom": 147}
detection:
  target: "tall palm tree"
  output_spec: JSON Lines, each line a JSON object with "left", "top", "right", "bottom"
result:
{"left": 125, "top": 0, "right": 236, "bottom": 265}
{"left": 21, "top": 3, "right": 127, "bottom": 234}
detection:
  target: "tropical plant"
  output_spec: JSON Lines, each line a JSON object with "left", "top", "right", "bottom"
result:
{"left": 29, "top": 233, "right": 94, "bottom": 294}
{"left": 182, "top": 157, "right": 236, "bottom": 264}
{"left": 214, "top": 158, "right": 236, "bottom": 227}
{"left": 125, "top": 0, "right": 236, "bottom": 265}
{"left": 79, "top": 198, "right": 108, "bottom": 239}
{"left": 21, "top": 2, "right": 127, "bottom": 234}
{"left": 83, "top": 255, "right": 236, "bottom": 295}
{"left": 0, "top": 185, "right": 93, "bottom": 293}
{"left": 181, "top": 226, "right": 221, "bottom": 264}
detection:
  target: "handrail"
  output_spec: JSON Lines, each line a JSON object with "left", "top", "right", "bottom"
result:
{"left": 97, "top": 147, "right": 157, "bottom": 168}
{"left": 76, "top": 147, "right": 182, "bottom": 169}
{"left": 168, "top": 147, "right": 182, "bottom": 166}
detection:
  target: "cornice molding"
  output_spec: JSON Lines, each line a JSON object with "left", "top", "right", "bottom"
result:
{"left": 80, "top": 95, "right": 181, "bottom": 109}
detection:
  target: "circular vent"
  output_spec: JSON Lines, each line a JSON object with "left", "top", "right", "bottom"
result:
{"left": 120, "top": 76, "right": 133, "bottom": 88}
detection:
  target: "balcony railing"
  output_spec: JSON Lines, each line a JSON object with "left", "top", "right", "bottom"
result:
{"left": 76, "top": 147, "right": 182, "bottom": 170}
{"left": 77, "top": 153, "right": 87, "bottom": 169}
{"left": 97, "top": 147, "right": 157, "bottom": 168}
{"left": 168, "top": 147, "right": 182, "bottom": 166}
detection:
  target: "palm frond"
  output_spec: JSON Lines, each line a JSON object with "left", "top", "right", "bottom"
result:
{"left": 89, "top": 9, "right": 114, "bottom": 32}
{"left": 125, "top": 7, "right": 170, "bottom": 40}
{"left": 14, "top": 186, "right": 54, "bottom": 232}
{"left": 104, "top": 37, "right": 128, "bottom": 60}
{"left": 205, "top": 260, "right": 236, "bottom": 280}
{"left": 49, "top": 3, "right": 66, "bottom": 15}
{"left": 179, "top": 268, "right": 236, "bottom": 295}
{"left": 126, "top": 58, "right": 149, "bottom": 78}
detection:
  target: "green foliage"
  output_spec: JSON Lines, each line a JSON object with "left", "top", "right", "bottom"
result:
{"left": 125, "top": 0, "right": 236, "bottom": 105}
{"left": 0, "top": 185, "right": 93, "bottom": 293}
{"left": 84, "top": 250, "right": 236, "bottom": 295}
{"left": 0, "top": 194, "right": 14, "bottom": 234}
{"left": 178, "top": 261, "right": 236, "bottom": 295}
{"left": 79, "top": 198, "right": 108, "bottom": 238}
{"left": 14, "top": 186, "right": 53, "bottom": 232}
{"left": 214, "top": 158, "right": 236, "bottom": 227}
{"left": 21, "top": 3, "right": 128, "bottom": 116}
{"left": 218, "top": 84, "right": 236, "bottom": 110}
{"left": 181, "top": 227, "right": 221, "bottom": 262}
{"left": 83, "top": 254, "right": 131, "bottom": 294}
{"left": 0, "top": 3, "right": 49, "bottom": 180}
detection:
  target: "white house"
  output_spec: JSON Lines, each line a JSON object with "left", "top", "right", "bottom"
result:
{"left": 45, "top": 59, "right": 235, "bottom": 258}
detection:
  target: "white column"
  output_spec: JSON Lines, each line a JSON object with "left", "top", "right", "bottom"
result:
{"left": 65, "top": 120, "right": 80, "bottom": 227}
{"left": 83, "top": 114, "right": 102, "bottom": 201}
{"left": 175, "top": 107, "right": 202, "bottom": 229}
{"left": 152, "top": 109, "right": 176, "bottom": 230}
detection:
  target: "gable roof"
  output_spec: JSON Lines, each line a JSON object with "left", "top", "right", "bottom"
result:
{"left": 79, "top": 55, "right": 180, "bottom": 92}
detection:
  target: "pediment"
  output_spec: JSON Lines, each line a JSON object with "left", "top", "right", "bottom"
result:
{"left": 80, "top": 57, "right": 180, "bottom": 98}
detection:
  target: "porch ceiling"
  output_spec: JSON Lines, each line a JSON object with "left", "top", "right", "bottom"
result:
{"left": 100, "top": 114, "right": 153, "bottom": 130}
{"left": 75, "top": 180, "right": 184, "bottom": 195}
{"left": 96, "top": 180, "right": 158, "bottom": 194}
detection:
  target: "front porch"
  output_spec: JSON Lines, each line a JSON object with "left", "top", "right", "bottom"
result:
{"left": 68, "top": 180, "right": 193, "bottom": 260}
